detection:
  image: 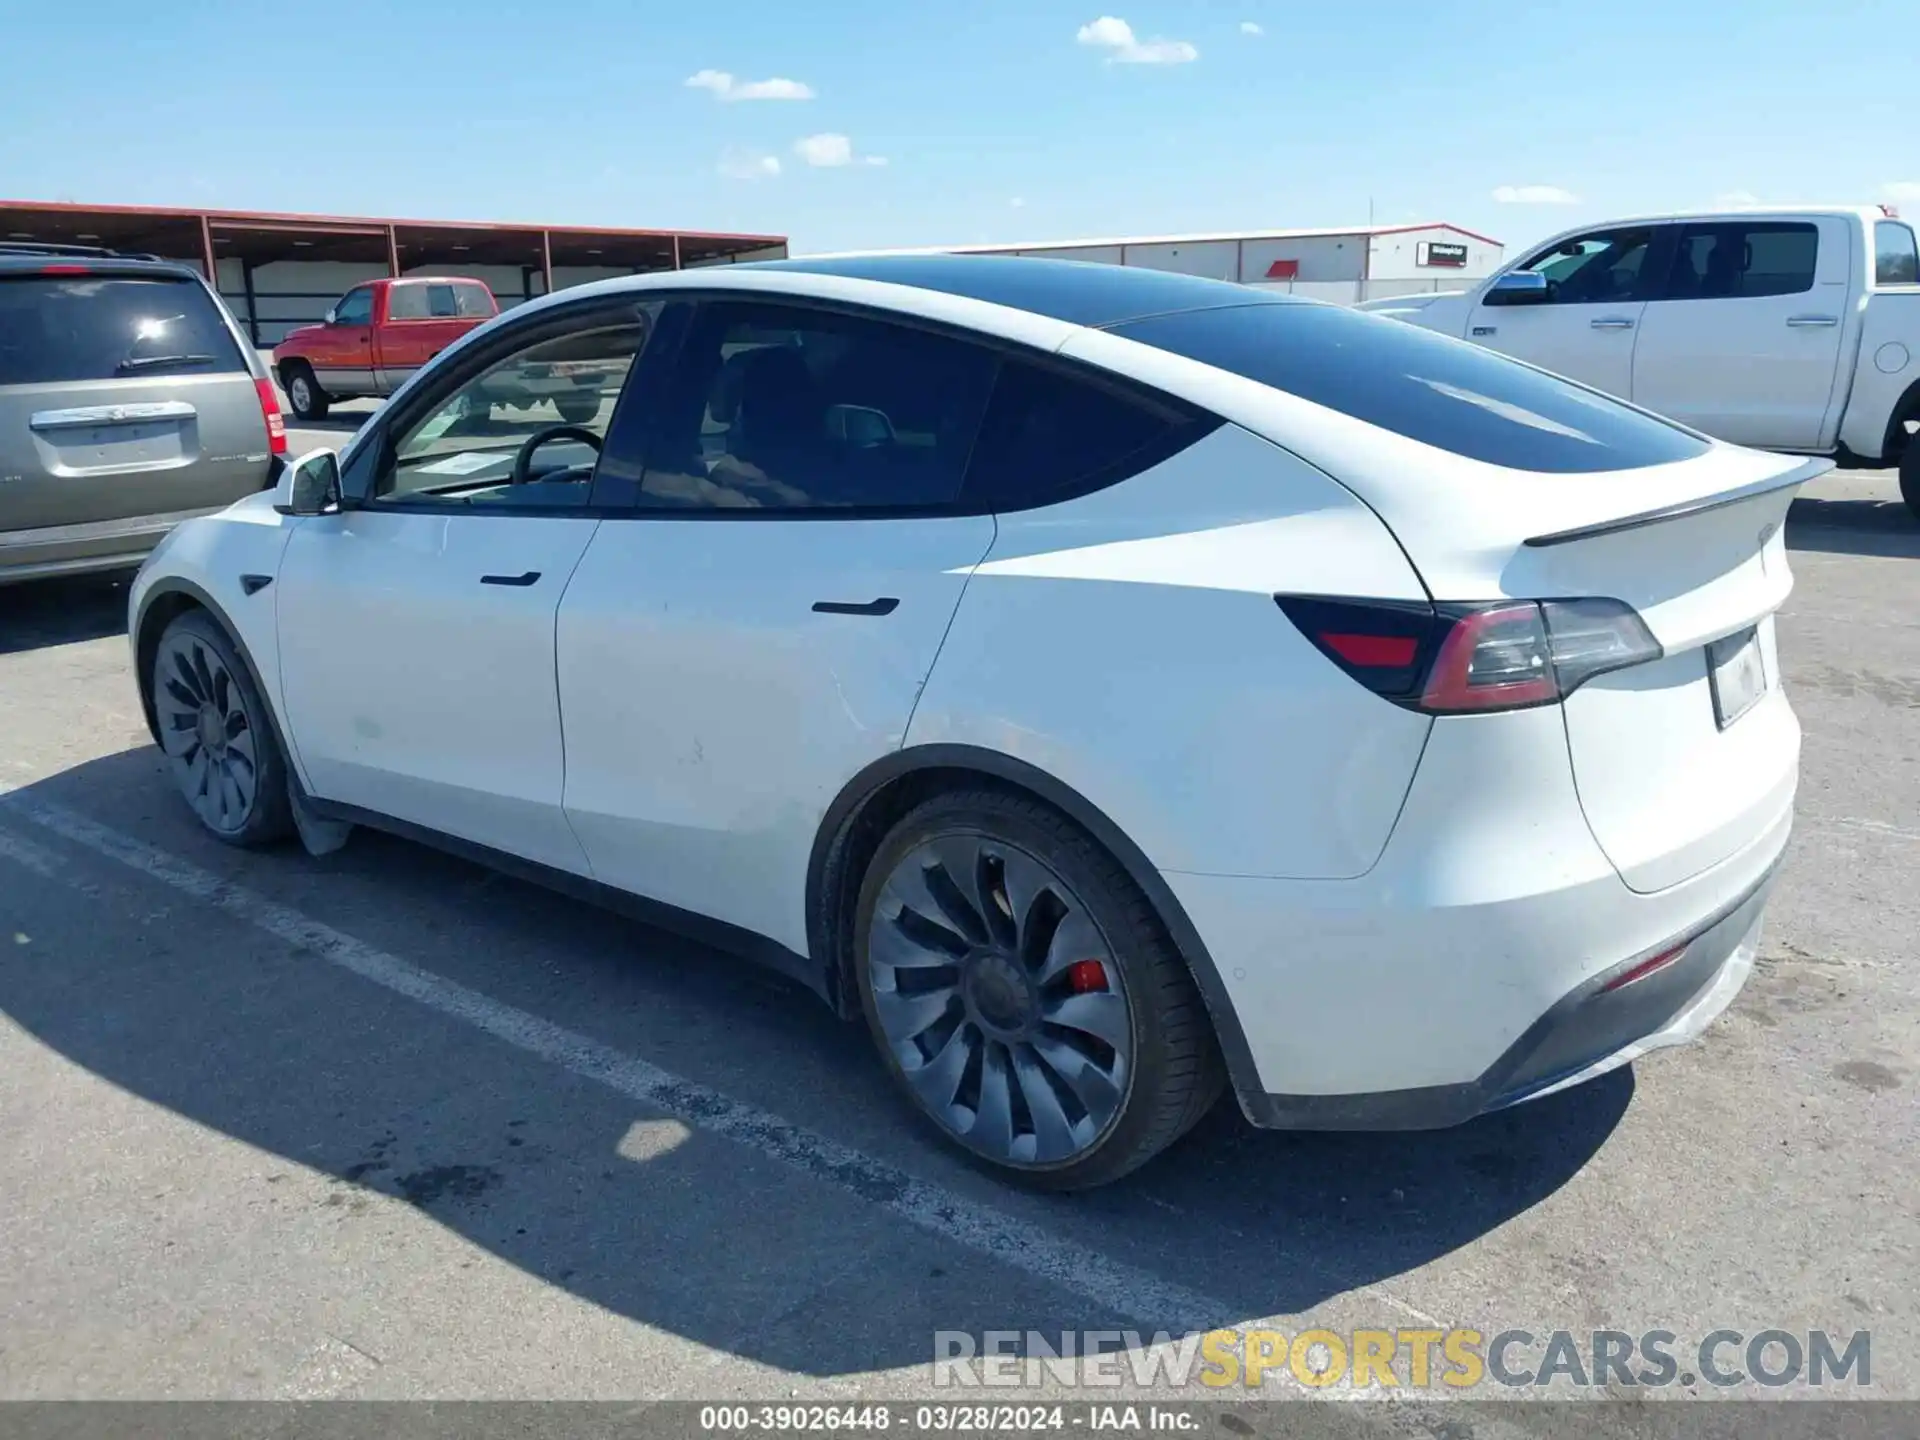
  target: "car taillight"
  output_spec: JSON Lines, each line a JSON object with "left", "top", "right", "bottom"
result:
{"left": 254, "top": 376, "right": 287, "bottom": 456}
{"left": 1275, "top": 594, "right": 1661, "bottom": 714}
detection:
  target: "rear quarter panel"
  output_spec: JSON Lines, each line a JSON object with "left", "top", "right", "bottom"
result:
{"left": 907, "top": 424, "right": 1434, "bottom": 881}
{"left": 1838, "top": 288, "right": 1920, "bottom": 459}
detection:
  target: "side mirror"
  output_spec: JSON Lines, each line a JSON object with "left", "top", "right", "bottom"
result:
{"left": 323, "top": 306, "right": 338, "bottom": 325}
{"left": 273, "top": 449, "right": 340, "bottom": 517}
{"left": 1483, "top": 271, "right": 1551, "bottom": 308}
{"left": 826, "top": 404, "right": 896, "bottom": 448}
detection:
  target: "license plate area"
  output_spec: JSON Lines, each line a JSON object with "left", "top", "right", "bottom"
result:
{"left": 1707, "top": 626, "right": 1767, "bottom": 729}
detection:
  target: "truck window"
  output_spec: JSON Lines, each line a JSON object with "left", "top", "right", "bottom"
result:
{"left": 386, "top": 284, "right": 430, "bottom": 320}
{"left": 333, "top": 287, "right": 374, "bottom": 326}
{"left": 427, "top": 284, "right": 459, "bottom": 318}
{"left": 1875, "top": 221, "right": 1919, "bottom": 285}
{"left": 1510, "top": 228, "right": 1656, "bottom": 305}
{"left": 454, "top": 283, "right": 494, "bottom": 318}
{"left": 1659, "top": 222, "right": 1817, "bottom": 300}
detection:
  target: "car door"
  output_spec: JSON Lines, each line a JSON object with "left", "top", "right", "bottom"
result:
{"left": 275, "top": 297, "right": 661, "bottom": 873}
{"left": 375, "top": 281, "right": 472, "bottom": 394}
{"left": 1464, "top": 225, "right": 1663, "bottom": 397}
{"left": 309, "top": 284, "right": 376, "bottom": 395}
{"left": 1630, "top": 217, "right": 1848, "bottom": 448}
{"left": 555, "top": 297, "right": 1001, "bottom": 953}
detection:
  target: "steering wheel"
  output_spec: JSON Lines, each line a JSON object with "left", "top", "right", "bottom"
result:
{"left": 509, "top": 424, "right": 603, "bottom": 486}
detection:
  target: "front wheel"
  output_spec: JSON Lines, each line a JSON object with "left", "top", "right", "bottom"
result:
{"left": 152, "top": 610, "right": 294, "bottom": 846}
{"left": 854, "top": 789, "right": 1223, "bottom": 1190}
{"left": 283, "top": 364, "right": 329, "bottom": 421}
{"left": 1900, "top": 442, "right": 1920, "bottom": 522}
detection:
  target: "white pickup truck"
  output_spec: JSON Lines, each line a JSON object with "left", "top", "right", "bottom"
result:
{"left": 1358, "top": 206, "right": 1920, "bottom": 517}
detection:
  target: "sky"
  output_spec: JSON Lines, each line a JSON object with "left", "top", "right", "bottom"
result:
{"left": 2, "top": 0, "right": 1916, "bottom": 258}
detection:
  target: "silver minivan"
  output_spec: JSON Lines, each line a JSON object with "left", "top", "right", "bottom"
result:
{"left": 0, "top": 245, "right": 285, "bottom": 585}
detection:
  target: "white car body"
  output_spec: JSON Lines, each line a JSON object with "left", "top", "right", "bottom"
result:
{"left": 130, "top": 257, "right": 1813, "bottom": 1178}
{"left": 1358, "top": 205, "right": 1920, "bottom": 482}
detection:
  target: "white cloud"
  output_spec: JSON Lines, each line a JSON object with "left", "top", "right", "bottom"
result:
{"left": 1240, "top": 20, "right": 1263, "bottom": 34}
{"left": 1491, "top": 184, "right": 1580, "bottom": 205}
{"left": 718, "top": 148, "right": 781, "bottom": 181}
{"left": 1882, "top": 181, "right": 1920, "bottom": 203}
{"left": 1076, "top": 16, "right": 1199, "bottom": 63}
{"left": 1010, "top": 197, "right": 1027, "bottom": 208}
{"left": 794, "top": 132, "right": 886, "bottom": 167}
{"left": 1712, "top": 189, "right": 1762, "bottom": 207}
{"left": 685, "top": 69, "right": 815, "bottom": 102}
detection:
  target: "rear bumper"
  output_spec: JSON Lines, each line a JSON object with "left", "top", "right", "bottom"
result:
{"left": 1238, "top": 859, "right": 1775, "bottom": 1131}
{"left": 0, "top": 505, "right": 230, "bottom": 584}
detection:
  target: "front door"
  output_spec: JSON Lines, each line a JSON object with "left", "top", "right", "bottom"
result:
{"left": 307, "top": 284, "right": 376, "bottom": 396}
{"left": 1630, "top": 217, "right": 1848, "bottom": 448}
{"left": 275, "top": 302, "right": 656, "bottom": 872}
{"left": 556, "top": 297, "right": 1003, "bottom": 952}
{"left": 1465, "top": 225, "right": 1662, "bottom": 398}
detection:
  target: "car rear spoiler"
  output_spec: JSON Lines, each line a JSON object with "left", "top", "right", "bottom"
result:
{"left": 1522, "top": 457, "right": 1834, "bottom": 548}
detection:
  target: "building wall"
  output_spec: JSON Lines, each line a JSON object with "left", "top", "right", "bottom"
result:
{"left": 1366, "top": 227, "right": 1504, "bottom": 283}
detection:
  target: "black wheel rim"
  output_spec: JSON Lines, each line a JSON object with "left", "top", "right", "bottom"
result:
{"left": 866, "top": 834, "right": 1134, "bottom": 1166}
{"left": 154, "top": 631, "right": 260, "bottom": 835}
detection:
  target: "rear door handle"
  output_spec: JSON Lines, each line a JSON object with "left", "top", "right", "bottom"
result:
{"left": 812, "top": 598, "right": 899, "bottom": 616}
{"left": 1786, "top": 315, "right": 1838, "bottom": 327}
{"left": 1590, "top": 317, "right": 1636, "bottom": 330}
{"left": 481, "top": 571, "right": 541, "bottom": 587}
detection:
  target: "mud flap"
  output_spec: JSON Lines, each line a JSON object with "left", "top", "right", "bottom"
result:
{"left": 289, "top": 784, "right": 352, "bottom": 857}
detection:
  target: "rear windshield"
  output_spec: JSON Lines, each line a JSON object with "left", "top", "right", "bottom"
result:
{"left": 0, "top": 274, "right": 246, "bottom": 386}
{"left": 1111, "top": 303, "right": 1711, "bottom": 473}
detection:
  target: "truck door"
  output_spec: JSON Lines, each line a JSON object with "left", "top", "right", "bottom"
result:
{"left": 1462, "top": 226, "right": 1660, "bottom": 398}
{"left": 307, "top": 284, "right": 376, "bottom": 397}
{"left": 375, "top": 281, "right": 470, "bottom": 394}
{"left": 1630, "top": 217, "right": 1849, "bottom": 449}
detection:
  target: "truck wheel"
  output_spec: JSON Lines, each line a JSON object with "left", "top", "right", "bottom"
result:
{"left": 1901, "top": 443, "right": 1920, "bottom": 522}
{"left": 284, "top": 365, "right": 329, "bottom": 422}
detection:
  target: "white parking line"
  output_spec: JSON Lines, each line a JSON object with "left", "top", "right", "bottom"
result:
{"left": 0, "top": 792, "right": 1244, "bottom": 1339}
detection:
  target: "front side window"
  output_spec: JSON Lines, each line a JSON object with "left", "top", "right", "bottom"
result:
{"left": 1510, "top": 228, "right": 1657, "bottom": 305}
{"left": 636, "top": 301, "right": 999, "bottom": 511}
{"left": 1660, "top": 222, "right": 1817, "bottom": 300}
{"left": 376, "top": 306, "right": 655, "bottom": 509}
{"left": 333, "top": 287, "right": 374, "bottom": 326}
{"left": 1875, "top": 221, "right": 1919, "bottom": 286}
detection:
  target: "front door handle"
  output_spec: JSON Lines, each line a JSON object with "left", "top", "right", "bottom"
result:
{"left": 481, "top": 571, "right": 541, "bottom": 587}
{"left": 1786, "top": 315, "right": 1838, "bottom": 327}
{"left": 812, "top": 597, "right": 899, "bottom": 616}
{"left": 1590, "top": 317, "right": 1636, "bottom": 330}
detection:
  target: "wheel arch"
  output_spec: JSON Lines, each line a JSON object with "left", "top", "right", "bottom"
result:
{"left": 1882, "top": 376, "right": 1920, "bottom": 463}
{"left": 805, "top": 744, "right": 1265, "bottom": 1112}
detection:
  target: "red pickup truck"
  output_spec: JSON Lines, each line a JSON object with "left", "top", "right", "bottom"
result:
{"left": 273, "top": 276, "right": 498, "bottom": 420}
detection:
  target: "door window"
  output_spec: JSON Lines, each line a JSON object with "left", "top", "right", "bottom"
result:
{"left": 636, "top": 301, "right": 999, "bottom": 511}
{"left": 963, "top": 358, "right": 1212, "bottom": 509}
{"left": 332, "top": 287, "right": 374, "bottom": 326}
{"left": 1875, "top": 221, "right": 1919, "bottom": 286}
{"left": 375, "top": 305, "right": 658, "bottom": 509}
{"left": 454, "top": 282, "right": 495, "bottom": 317}
{"left": 1657, "top": 222, "right": 1817, "bottom": 300}
{"left": 386, "top": 284, "right": 430, "bottom": 320}
{"left": 1508, "top": 228, "right": 1657, "bottom": 304}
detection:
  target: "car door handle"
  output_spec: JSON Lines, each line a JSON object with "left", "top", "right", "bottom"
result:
{"left": 1786, "top": 315, "right": 1838, "bottom": 327}
{"left": 812, "top": 597, "right": 899, "bottom": 616}
{"left": 480, "top": 571, "right": 541, "bottom": 587}
{"left": 1590, "top": 317, "right": 1636, "bottom": 330}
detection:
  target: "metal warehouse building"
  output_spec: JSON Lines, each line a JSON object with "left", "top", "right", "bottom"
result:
{"left": 0, "top": 200, "right": 788, "bottom": 345}
{"left": 871, "top": 223, "right": 1503, "bottom": 305}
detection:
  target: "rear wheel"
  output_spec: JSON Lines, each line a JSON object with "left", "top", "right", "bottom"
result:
{"left": 283, "top": 364, "right": 329, "bottom": 422}
{"left": 1900, "top": 441, "right": 1920, "bottom": 522}
{"left": 151, "top": 610, "right": 294, "bottom": 846}
{"left": 854, "top": 788, "right": 1223, "bottom": 1190}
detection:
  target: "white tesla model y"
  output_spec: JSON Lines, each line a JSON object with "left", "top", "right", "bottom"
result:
{"left": 129, "top": 257, "right": 1814, "bottom": 1188}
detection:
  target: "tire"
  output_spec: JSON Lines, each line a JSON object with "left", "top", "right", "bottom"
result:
{"left": 853, "top": 788, "right": 1224, "bottom": 1190}
{"left": 1900, "top": 442, "right": 1920, "bottom": 522}
{"left": 151, "top": 610, "right": 295, "bottom": 847}
{"left": 555, "top": 392, "right": 602, "bottom": 425}
{"left": 283, "top": 364, "right": 329, "bottom": 422}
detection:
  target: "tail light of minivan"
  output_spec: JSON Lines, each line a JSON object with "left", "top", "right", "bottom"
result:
{"left": 254, "top": 377, "right": 287, "bottom": 456}
{"left": 1275, "top": 595, "right": 1661, "bottom": 714}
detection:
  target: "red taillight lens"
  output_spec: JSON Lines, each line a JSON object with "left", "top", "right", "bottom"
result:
{"left": 1600, "top": 943, "right": 1688, "bottom": 992}
{"left": 1276, "top": 594, "right": 1661, "bottom": 715}
{"left": 254, "top": 377, "right": 287, "bottom": 455}
{"left": 40, "top": 263, "right": 90, "bottom": 275}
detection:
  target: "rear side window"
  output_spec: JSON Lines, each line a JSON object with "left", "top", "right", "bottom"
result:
{"left": 1112, "top": 303, "right": 1711, "bottom": 474}
{"left": 387, "top": 284, "right": 430, "bottom": 320}
{"left": 1875, "top": 221, "right": 1919, "bottom": 285}
{"left": 963, "top": 358, "right": 1212, "bottom": 509}
{"left": 0, "top": 275, "right": 245, "bottom": 386}
{"left": 1661, "top": 222, "right": 1817, "bottom": 300}
{"left": 454, "top": 282, "right": 494, "bottom": 317}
